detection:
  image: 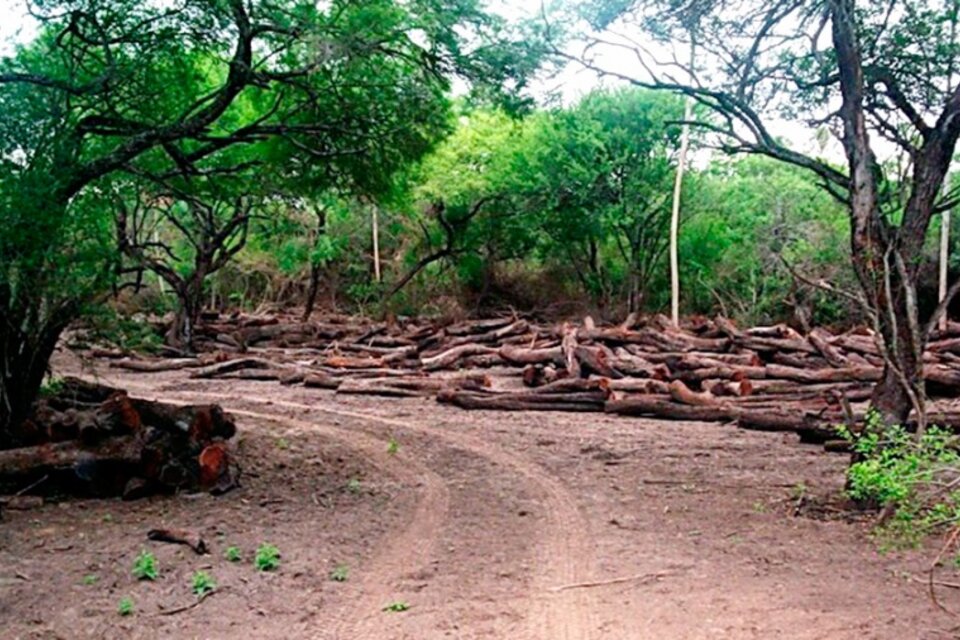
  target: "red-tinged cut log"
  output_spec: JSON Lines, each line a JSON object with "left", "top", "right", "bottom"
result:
{"left": 631, "top": 350, "right": 761, "bottom": 367}
{"left": 337, "top": 375, "right": 489, "bottom": 397}
{"left": 561, "top": 324, "right": 581, "bottom": 378}
{"left": 499, "top": 344, "right": 563, "bottom": 365}
{"left": 574, "top": 345, "right": 621, "bottom": 378}
{"left": 610, "top": 349, "right": 660, "bottom": 377}
{"left": 715, "top": 316, "right": 742, "bottom": 338}
{"left": 522, "top": 364, "right": 566, "bottom": 387}
{"left": 458, "top": 353, "right": 507, "bottom": 368}
{"left": 437, "top": 390, "right": 604, "bottom": 412}
{"left": 303, "top": 372, "right": 341, "bottom": 389}
{"left": 736, "top": 411, "right": 826, "bottom": 433}
{"left": 522, "top": 377, "right": 611, "bottom": 396}
{"left": 444, "top": 317, "right": 515, "bottom": 336}
{"left": 190, "top": 357, "right": 276, "bottom": 379}
{"left": 603, "top": 378, "right": 672, "bottom": 394}
{"left": 445, "top": 320, "right": 529, "bottom": 348}
{"left": 746, "top": 324, "right": 802, "bottom": 339}
{"left": 831, "top": 333, "right": 880, "bottom": 357}
{"left": 198, "top": 442, "right": 232, "bottom": 491}
{"left": 111, "top": 358, "right": 202, "bottom": 372}
{"left": 130, "top": 399, "right": 236, "bottom": 443}
{"left": 763, "top": 364, "right": 881, "bottom": 383}
{"left": 147, "top": 528, "right": 208, "bottom": 555}
{"left": 604, "top": 397, "right": 737, "bottom": 422}
{"left": 674, "top": 366, "right": 767, "bottom": 383}
{"left": 668, "top": 380, "right": 718, "bottom": 406}
{"left": 421, "top": 344, "right": 497, "bottom": 370}
{"left": 928, "top": 337, "right": 960, "bottom": 354}
{"left": 808, "top": 328, "right": 848, "bottom": 367}
{"left": 771, "top": 352, "right": 830, "bottom": 369}
{"left": 0, "top": 436, "right": 142, "bottom": 477}
{"left": 701, "top": 379, "right": 751, "bottom": 397}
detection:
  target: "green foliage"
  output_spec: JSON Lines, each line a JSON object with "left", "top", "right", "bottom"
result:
{"left": 39, "top": 377, "right": 65, "bottom": 399}
{"left": 386, "top": 437, "right": 400, "bottom": 455}
{"left": 191, "top": 571, "right": 217, "bottom": 596}
{"left": 383, "top": 601, "right": 410, "bottom": 612}
{"left": 82, "top": 574, "right": 98, "bottom": 586}
{"left": 132, "top": 551, "right": 158, "bottom": 581}
{"left": 346, "top": 478, "right": 363, "bottom": 494}
{"left": 842, "top": 414, "right": 960, "bottom": 547}
{"left": 329, "top": 564, "right": 350, "bottom": 582}
{"left": 254, "top": 544, "right": 281, "bottom": 572}
{"left": 117, "top": 597, "right": 134, "bottom": 617}
{"left": 225, "top": 546, "right": 243, "bottom": 563}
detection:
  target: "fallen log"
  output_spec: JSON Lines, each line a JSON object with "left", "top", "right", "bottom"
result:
{"left": 604, "top": 397, "right": 736, "bottom": 421}
{"left": 437, "top": 389, "right": 604, "bottom": 412}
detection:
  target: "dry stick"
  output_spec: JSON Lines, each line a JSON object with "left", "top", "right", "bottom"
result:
{"left": 157, "top": 588, "right": 220, "bottom": 616}
{"left": 928, "top": 526, "right": 960, "bottom": 618}
{"left": 549, "top": 571, "right": 672, "bottom": 592}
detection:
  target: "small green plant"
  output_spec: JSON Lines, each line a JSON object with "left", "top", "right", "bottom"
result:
{"left": 191, "top": 571, "right": 217, "bottom": 596}
{"left": 39, "top": 377, "right": 65, "bottom": 398}
{"left": 330, "top": 564, "right": 349, "bottom": 582}
{"left": 82, "top": 574, "right": 98, "bottom": 585}
{"left": 383, "top": 601, "right": 410, "bottom": 612}
{"left": 117, "top": 597, "right": 134, "bottom": 616}
{"left": 255, "top": 543, "right": 281, "bottom": 571}
{"left": 132, "top": 551, "right": 158, "bottom": 581}
{"left": 346, "top": 478, "right": 363, "bottom": 494}
{"left": 790, "top": 482, "right": 808, "bottom": 501}
{"left": 386, "top": 437, "right": 399, "bottom": 455}
{"left": 102, "top": 514, "right": 113, "bottom": 523}
{"left": 751, "top": 501, "right": 768, "bottom": 514}
{"left": 225, "top": 546, "right": 242, "bottom": 562}
{"left": 276, "top": 437, "right": 289, "bottom": 450}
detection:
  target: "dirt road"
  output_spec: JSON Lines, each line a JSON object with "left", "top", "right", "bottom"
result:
{"left": 1, "top": 365, "right": 955, "bottom": 639}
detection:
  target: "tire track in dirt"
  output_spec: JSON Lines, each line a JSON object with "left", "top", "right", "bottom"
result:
{"left": 114, "top": 384, "right": 449, "bottom": 640}
{"left": 111, "top": 378, "right": 598, "bottom": 639}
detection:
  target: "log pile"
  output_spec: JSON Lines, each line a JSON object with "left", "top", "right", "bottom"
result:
{"left": 94, "top": 312, "right": 960, "bottom": 451}
{"left": 2, "top": 378, "right": 238, "bottom": 500}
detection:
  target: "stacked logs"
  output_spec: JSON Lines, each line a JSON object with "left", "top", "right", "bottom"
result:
{"left": 1, "top": 378, "right": 238, "bottom": 500}
{"left": 97, "top": 312, "right": 960, "bottom": 450}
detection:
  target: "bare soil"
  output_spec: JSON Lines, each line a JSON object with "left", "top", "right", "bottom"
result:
{"left": 2, "top": 359, "right": 958, "bottom": 639}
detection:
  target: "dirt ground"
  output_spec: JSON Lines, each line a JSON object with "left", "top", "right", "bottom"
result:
{"left": 2, "top": 359, "right": 959, "bottom": 639}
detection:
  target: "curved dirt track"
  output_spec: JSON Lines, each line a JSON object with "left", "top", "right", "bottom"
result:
{"left": 4, "top": 362, "right": 960, "bottom": 639}
{"left": 119, "top": 382, "right": 600, "bottom": 640}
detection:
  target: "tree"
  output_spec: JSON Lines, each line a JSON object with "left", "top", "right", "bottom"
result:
{"left": 0, "top": 0, "right": 541, "bottom": 437}
{"left": 563, "top": 0, "right": 960, "bottom": 426}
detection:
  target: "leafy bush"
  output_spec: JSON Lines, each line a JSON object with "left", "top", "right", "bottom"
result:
{"left": 117, "top": 597, "right": 134, "bottom": 616}
{"left": 255, "top": 544, "right": 281, "bottom": 572}
{"left": 191, "top": 571, "right": 216, "bottom": 596}
{"left": 841, "top": 414, "right": 960, "bottom": 547}
{"left": 132, "top": 551, "right": 158, "bottom": 581}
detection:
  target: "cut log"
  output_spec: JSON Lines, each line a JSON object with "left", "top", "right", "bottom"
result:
{"left": 437, "top": 390, "right": 603, "bottom": 412}
{"left": 605, "top": 397, "right": 736, "bottom": 422}
{"left": 421, "top": 344, "right": 497, "bottom": 370}
{"left": 667, "top": 380, "right": 718, "bottom": 406}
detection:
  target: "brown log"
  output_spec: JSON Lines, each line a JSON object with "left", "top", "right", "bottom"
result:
{"left": 561, "top": 324, "right": 581, "bottom": 378}
{"left": 499, "top": 344, "right": 563, "bottom": 365}
{"left": 763, "top": 364, "right": 881, "bottom": 383}
{"left": 808, "top": 328, "right": 848, "bottom": 367}
{"left": 111, "top": 358, "right": 202, "bottom": 372}
{"left": 437, "top": 390, "right": 603, "bottom": 412}
{"left": 604, "top": 397, "right": 736, "bottom": 421}
{"left": 190, "top": 357, "right": 276, "bottom": 379}
{"left": 0, "top": 437, "right": 142, "bottom": 477}
{"left": 147, "top": 528, "right": 208, "bottom": 555}
{"left": 337, "top": 375, "right": 489, "bottom": 398}
{"left": 303, "top": 372, "right": 341, "bottom": 389}
{"left": 574, "top": 345, "right": 621, "bottom": 378}
{"left": 667, "top": 380, "right": 718, "bottom": 406}
{"left": 421, "top": 344, "right": 497, "bottom": 370}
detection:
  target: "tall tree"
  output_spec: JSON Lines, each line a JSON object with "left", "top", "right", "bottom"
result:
{"left": 563, "top": 0, "right": 960, "bottom": 426}
{"left": 0, "top": 0, "right": 541, "bottom": 438}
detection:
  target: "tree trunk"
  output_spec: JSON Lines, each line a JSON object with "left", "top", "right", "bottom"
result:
{"left": 167, "top": 278, "right": 204, "bottom": 352}
{"left": 0, "top": 322, "right": 67, "bottom": 447}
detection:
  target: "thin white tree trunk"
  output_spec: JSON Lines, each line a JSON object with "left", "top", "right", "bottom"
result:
{"left": 941, "top": 175, "right": 952, "bottom": 332}
{"left": 372, "top": 205, "right": 381, "bottom": 283}
{"left": 669, "top": 93, "right": 694, "bottom": 326}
